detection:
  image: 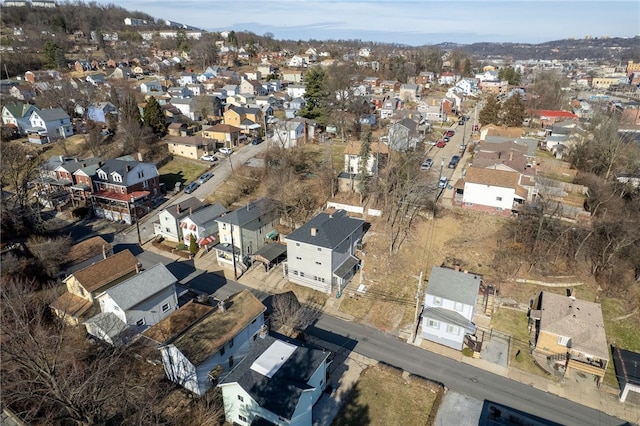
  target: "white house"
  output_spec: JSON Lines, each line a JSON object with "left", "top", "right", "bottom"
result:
{"left": 288, "top": 55, "right": 307, "bottom": 68}
{"left": 420, "top": 266, "right": 481, "bottom": 350}
{"left": 178, "top": 72, "right": 197, "bottom": 86}
{"left": 285, "top": 210, "right": 364, "bottom": 295}
{"left": 179, "top": 203, "right": 228, "bottom": 245}
{"left": 460, "top": 167, "right": 527, "bottom": 216}
{"left": 144, "top": 289, "right": 267, "bottom": 397}
{"left": 91, "top": 263, "right": 178, "bottom": 337}
{"left": 218, "top": 334, "right": 330, "bottom": 426}
{"left": 343, "top": 140, "right": 389, "bottom": 176}
{"left": 28, "top": 108, "right": 73, "bottom": 141}
{"left": 2, "top": 103, "right": 39, "bottom": 134}
{"left": 272, "top": 120, "right": 305, "bottom": 148}
{"left": 287, "top": 84, "right": 306, "bottom": 99}
{"left": 455, "top": 78, "right": 479, "bottom": 96}
{"left": 139, "top": 79, "right": 162, "bottom": 94}
{"left": 154, "top": 197, "right": 205, "bottom": 242}
{"left": 399, "top": 83, "right": 420, "bottom": 102}
{"left": 169, "top": 98, "right": 199, "bottom": 121}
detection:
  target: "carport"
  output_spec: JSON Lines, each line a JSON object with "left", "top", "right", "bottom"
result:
{"left": 251, "top": 242, "right": 287, "bottom": 272}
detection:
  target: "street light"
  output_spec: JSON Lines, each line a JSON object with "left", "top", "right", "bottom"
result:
{"left": 130, "top": 196, "right": 142, "bottom": 246}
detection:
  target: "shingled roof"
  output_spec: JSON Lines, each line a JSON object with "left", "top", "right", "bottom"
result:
{"left": 285, "top": 209, "right": 364, "bottom": 249}
{"left": 70, "top": 249, "right": 139, "bottom": 293}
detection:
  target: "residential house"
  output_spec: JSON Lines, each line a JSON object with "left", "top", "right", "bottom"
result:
{"left": 2, "top": 103, "right": 39, "bottom": 134}
{"left": 218, "top": 334, "right": 330, "bottom": 426}
{"left": 90, "top": 263, "right": 178, "bottom": 337}
{"left": 53, "top": 156, "right": 101, "bottom": 205}
{"left": 214, "top": 198, "right": 280, "bottom": 272}
{"left": 285, "top": 210, "right": 364, "bottom": 295}
{"left": 9, "top": 84, "right": 35, "bottom": 101}
{"left": 343, "top": 140, "right": 388, "bottom": 176}
{"left": 420, "top": 266, "right": 481, "bottom": 351}
{"left": 387, "top": 118, "right": 420, "bottom": 151}
{"left": 455, "top": 78, "right": 479, "bottom": 96}
{"left": 27, "top": 108, "right": 73, "bottom": 143}
{"left": 380, "top": 98, "right": 400, "bottom": 119}
{"left": 91, "top": 157, "right": 161, "bottom": 224}
{"left": 24, "top": 69, "right": 62, "bottom": 84}
{"left": 529, "top": 291, "right": 609, "bottom": 385}
{"left": 612, "top": 347, "right": 640, "bottom": 403}
{"left": 179, "top": 203, "right": 228, "bottom": 247}
{"left": 282, "top": 71, "right": 304, "bottom": 84}
{"left": 272, "top": 120, "right": 305, "bottom": 148}
{"left": 50, "top": 249, "right": 140, "bottom": 325}
{"left": 455, "top": 167, "right": 527, "bottom": 216}
{"left": 86, "top": 102, "right": 116, "bottom": 123}
{"left": 170, "top": 98, "right": 200, "bottom": 121}
{"left": 527, "top": 110, "right": 578, "bottom": 127}
{"left": 61, "top": 235, "right": 113, "bottom": 277}
{"left": 480, "top": 80, "right": 509, "bottom": 96}
{"left": 399, "top": 83, "right": 420, "bottom": 102}
{"left": 154, "top": 197, "right": 205, "bottom": 242}
{"left": 240, "top": 78, "right": 266, "bottom": 96}
{"left": 415, "top": 72, "right": 435, "bottom": 85}
{"left": 139, "top": 79, "right": 162, "bottom": 94}
{"left": 144, "top": 289, "right": 267, "bottom": 396}
{"left": 224, "top": 106, "right": 263, "bottom": 133}
{"left": 165, "top": 136, "right": 215, "bottom": 160}
{"left": 438, "top": 72, "right": 458, "bottom": 85}
{"left": 287, "top": 55, "right": 307, "bottom": 68}
{"left": 85, "top": 73, "right": 106, "bottom": 86}
{"left": 202, "top": 123, "right": 243, "bottom": 147}
{"left": 178, "top": 72, "right": 197, "bottom": 86}
{"left": 287, "top": 84, "right": 306, "bottom": 99}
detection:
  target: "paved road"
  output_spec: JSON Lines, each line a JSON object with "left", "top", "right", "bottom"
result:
{"left": 132, "top": 248, "right": 624, "bottom": 426}
{"left": 120, "top": 141, "right": 268, "bottom": 244}
{"left": 306, "top": 315, "right": 624, "bottom": 426}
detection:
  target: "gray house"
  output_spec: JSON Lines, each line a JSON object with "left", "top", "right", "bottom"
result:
{"left": 214, "top": 198, "right": 280, "bottom": 272}
{"left": 387, "top": 118, "right": 420, "bottom": 151}
{"left": 179, "top": 202, "right": 228, "bottom": 246}
{"left": 420, "top": 266, "right": 481, "bottom": 350}
{"left": 154, "top": 197, "right": 205, "bottom": 242}
{"left": 285, "top": 210, "right": 364, "bottom": 295}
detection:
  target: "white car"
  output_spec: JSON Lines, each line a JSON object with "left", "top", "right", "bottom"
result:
{"left": 200, "top": 154, "right": 217, "bottom": 162}
{"left": 219, "top": 147, "right": 233, "bottom": 155}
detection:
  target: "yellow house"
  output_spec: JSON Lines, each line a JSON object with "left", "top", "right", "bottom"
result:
{"left": 223, "top": 106, "right": 263, "bottom": 128}
{"left": 50, "top": 250, "right": 140, "bottom": 325}
{"left": 166, "top": 136, "right": 215, "bottom": 160}
{"left": 201, "top": 123, "right": 242, "bottom": 147}
{"left": 530, "top": 291, "right": 609, "bottom": 385}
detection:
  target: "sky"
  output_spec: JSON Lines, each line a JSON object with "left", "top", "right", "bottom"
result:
{"left": 103, "top": 1, "right": 640, "bottom": 46}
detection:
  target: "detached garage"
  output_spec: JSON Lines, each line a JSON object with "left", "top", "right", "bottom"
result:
{"left": 612, "top": 346, "right": 640, "bottom": 403}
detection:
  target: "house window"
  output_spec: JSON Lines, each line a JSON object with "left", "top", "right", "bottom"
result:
{"left": 237, "top": 395, "right": 243, "bottom": 402}
{"left": 293, "top": 270, "right": 298, "bottom": 275}
{"left": 136, "top": 318, "right": 145, "bottom": 327}
{"left": 558, "top": 336, "right": 570, "bottom": 346}
{"left": 229, "top": 356, "right": 234, "bottom": 367}
{"left": 496, "top": 197, "right": 502, "bottom": 201}
{"left": 427, "top": 319, "right": 439, "bottom": 328}
{"left": 220, "top": 346, "right": 225, "bottom": 356}
{"left": 113, "top": 174, "right": 122, "bottom": 183}
{"left": 229, "top": 338, "right": 234, "bottom": 348}
{"left": 162, "top": 303, "right": 170, "bottom": 312}
{"left": 296, "top": 243, "right": 300, "bottom": 246}
{"left": 299, "top": 272, "right": 304, "bottom": 277}
{"left": 433, "top": 297, "right": 442, "bottom": 306}
{"left": 447, "top": 324, "right": 460, "bottom": 335}
{"left": 317, "top": 247, "right": 322, "bottom": 251}
{"left": 238, "top": 414, "right": 247, "bottom": 422}
{"left": 454, "top": 302, "right": 464, "bottom": 312}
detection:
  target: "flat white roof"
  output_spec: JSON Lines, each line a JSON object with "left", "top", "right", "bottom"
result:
{"left": 250, "top": 340, "right": 297, "bottom": 378}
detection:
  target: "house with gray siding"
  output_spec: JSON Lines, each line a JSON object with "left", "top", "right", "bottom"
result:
{"left": 284, "top": 210, "right": 364, "bottom": 295}
{"left": 420, "top": 266, "right": 481, "bottom": 350}
{"left": 154, "top": 197, "right": 204, "bottom": 242}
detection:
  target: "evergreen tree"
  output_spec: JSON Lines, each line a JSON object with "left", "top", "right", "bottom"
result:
{"left": 502, "top": 93, "right": 526, "bottom": 127}
{"left": 298, "top": 67, "right": 328, "bottom": 125}
{"left": 43, "top": 41, "right": 66, "bottom": 69}
{"left": 189, "top": 234, "right": 197, "bottom": 256}
{"left": 142, "top": 96, "right": 166, "bottom": 136}
{"left": 498, "top": 66, "right": 521, "bottom": 85}
{"left": 462, "top": 58, "right": 472, "bottom": 77}
{"left": 479, "top": 96, "right": 501, "bottom": 126}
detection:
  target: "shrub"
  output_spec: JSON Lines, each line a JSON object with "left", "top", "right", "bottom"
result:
{"left": 176, "top": 243, "right": 187, "bottom": 251}
{"left": 515, "top": 349, "right": 524, "bottom": 363}
{"left": 461, "top": 347, "right": 474, "bottom": 357}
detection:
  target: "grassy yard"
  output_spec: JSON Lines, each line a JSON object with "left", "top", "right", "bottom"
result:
{"left": 332, "top": 364, "right": 443, "bottom": 426}
{"left": 158, "top": 157, "right": 208, "bottom": 190}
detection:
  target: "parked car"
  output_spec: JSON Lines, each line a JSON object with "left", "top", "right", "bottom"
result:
{"left": 436, "top": 139, "right": 446, "bottom": 148}
{"left": 200, "top": 154, "right": 218, "bottom": 162}
{"left": 445, "top": 130, "right": 455, "bottom": 137}
{"left": 219, "top": 147, "right": 233, "bottom": 155}
{"left": 184, "top": 182, "right": 200, "bottom": 194}
{"left": 438, "top": 176, "right": 448, "bottom": 189}
{"left": 421, "top": 158, "right": 433, "bottom": 170}
{"left": 448, "top": 155, "right": 460, "bottom": 169}
{"left": 251, "top": 137, "right": 263, "bottom": 145}
{"left": 198, "top": 172, "right": 213, "bottom": 184}
{"left": 443, "top": 136, "right": 450, "bottom": 142}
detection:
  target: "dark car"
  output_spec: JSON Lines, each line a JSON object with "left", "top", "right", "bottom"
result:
{"left": 448, "top": 154, "right": 460, "bottom": 169}
{"left": 251, "top": 137, "right": 263, "bottom": 145}
{"left": 184, "top": 182, "right": 200, "bottom": 194}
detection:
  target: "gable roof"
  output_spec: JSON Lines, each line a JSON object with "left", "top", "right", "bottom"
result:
{"left": 216, "top": 198, "right": 276, "bottom": 227}
{"left": 66, "top": 236, "right": 111, "bottom": 267}
{"left": 95, "top": 158, "right": 146, "bottom": 185}
{"left": 285, "top": 209, "right": 364, "bottom": 249}
{"left": 70, "top": 249, "right": 139, "bottom": 293}
{"left": 343, "top": 141, "right": 389, "bottom": 156}
{"left": 3, "top": 103, "right": 38, "bottom": 118}
{"left": 206, "top": 123, "right": 241, "bottom": 133}
{"left": 164, "top": 197, "right": 205, "bottom": 219}
{"left": 185, "top": 203, "right": 227, "bottom": 227}
{"left": 57, "top": 157, "right": 101, "bottom": 174}
{"left": 33, "top": 108, "right": 70, "bottom": 122}
{"left": 219, "top": 334, "right": 329, "bottom": 420}
{"left": 102, "top": 263, "right": 176, "bottom": 311}
{"left": 538, "top": 291, "right": 608, "bottom": 360}
{"left": 143, "top": 300, "right": 214, "bottom": 344}
{"left": 170, "top": 290, "right": 266, "bottom": 366}
{"left": 464, "top": 167, "right": 520, "bottom": 189}
{"left": 426, "top": 266, "right": 481, "bottom": 306}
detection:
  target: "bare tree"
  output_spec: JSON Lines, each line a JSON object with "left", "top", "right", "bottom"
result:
{"left": 25, "top": 235, "right": 72, "bottom": 279}
{"left": 271, "top": 291, "right": 322, "bottom": 337}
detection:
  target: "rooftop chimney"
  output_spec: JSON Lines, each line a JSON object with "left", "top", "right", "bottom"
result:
{"left": 509, "top": 151, "right": 513, "bottom": 161}
{"left": 218, "top": 299, "right": 226, "bottom": 313}
{"left": 176, "top": 204, "right": 181, "bottom": 214}
{"left": 259, "top": 324, "right": 268, "bottom": 339}
{"left": 454, "top": 264, "right": 461, "bottom": 272}
{"left": 311, "top": 227, "right": 317, "bottom": 236}
{"left": 189, "top": 207, "right": 193, "bottom": 215}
